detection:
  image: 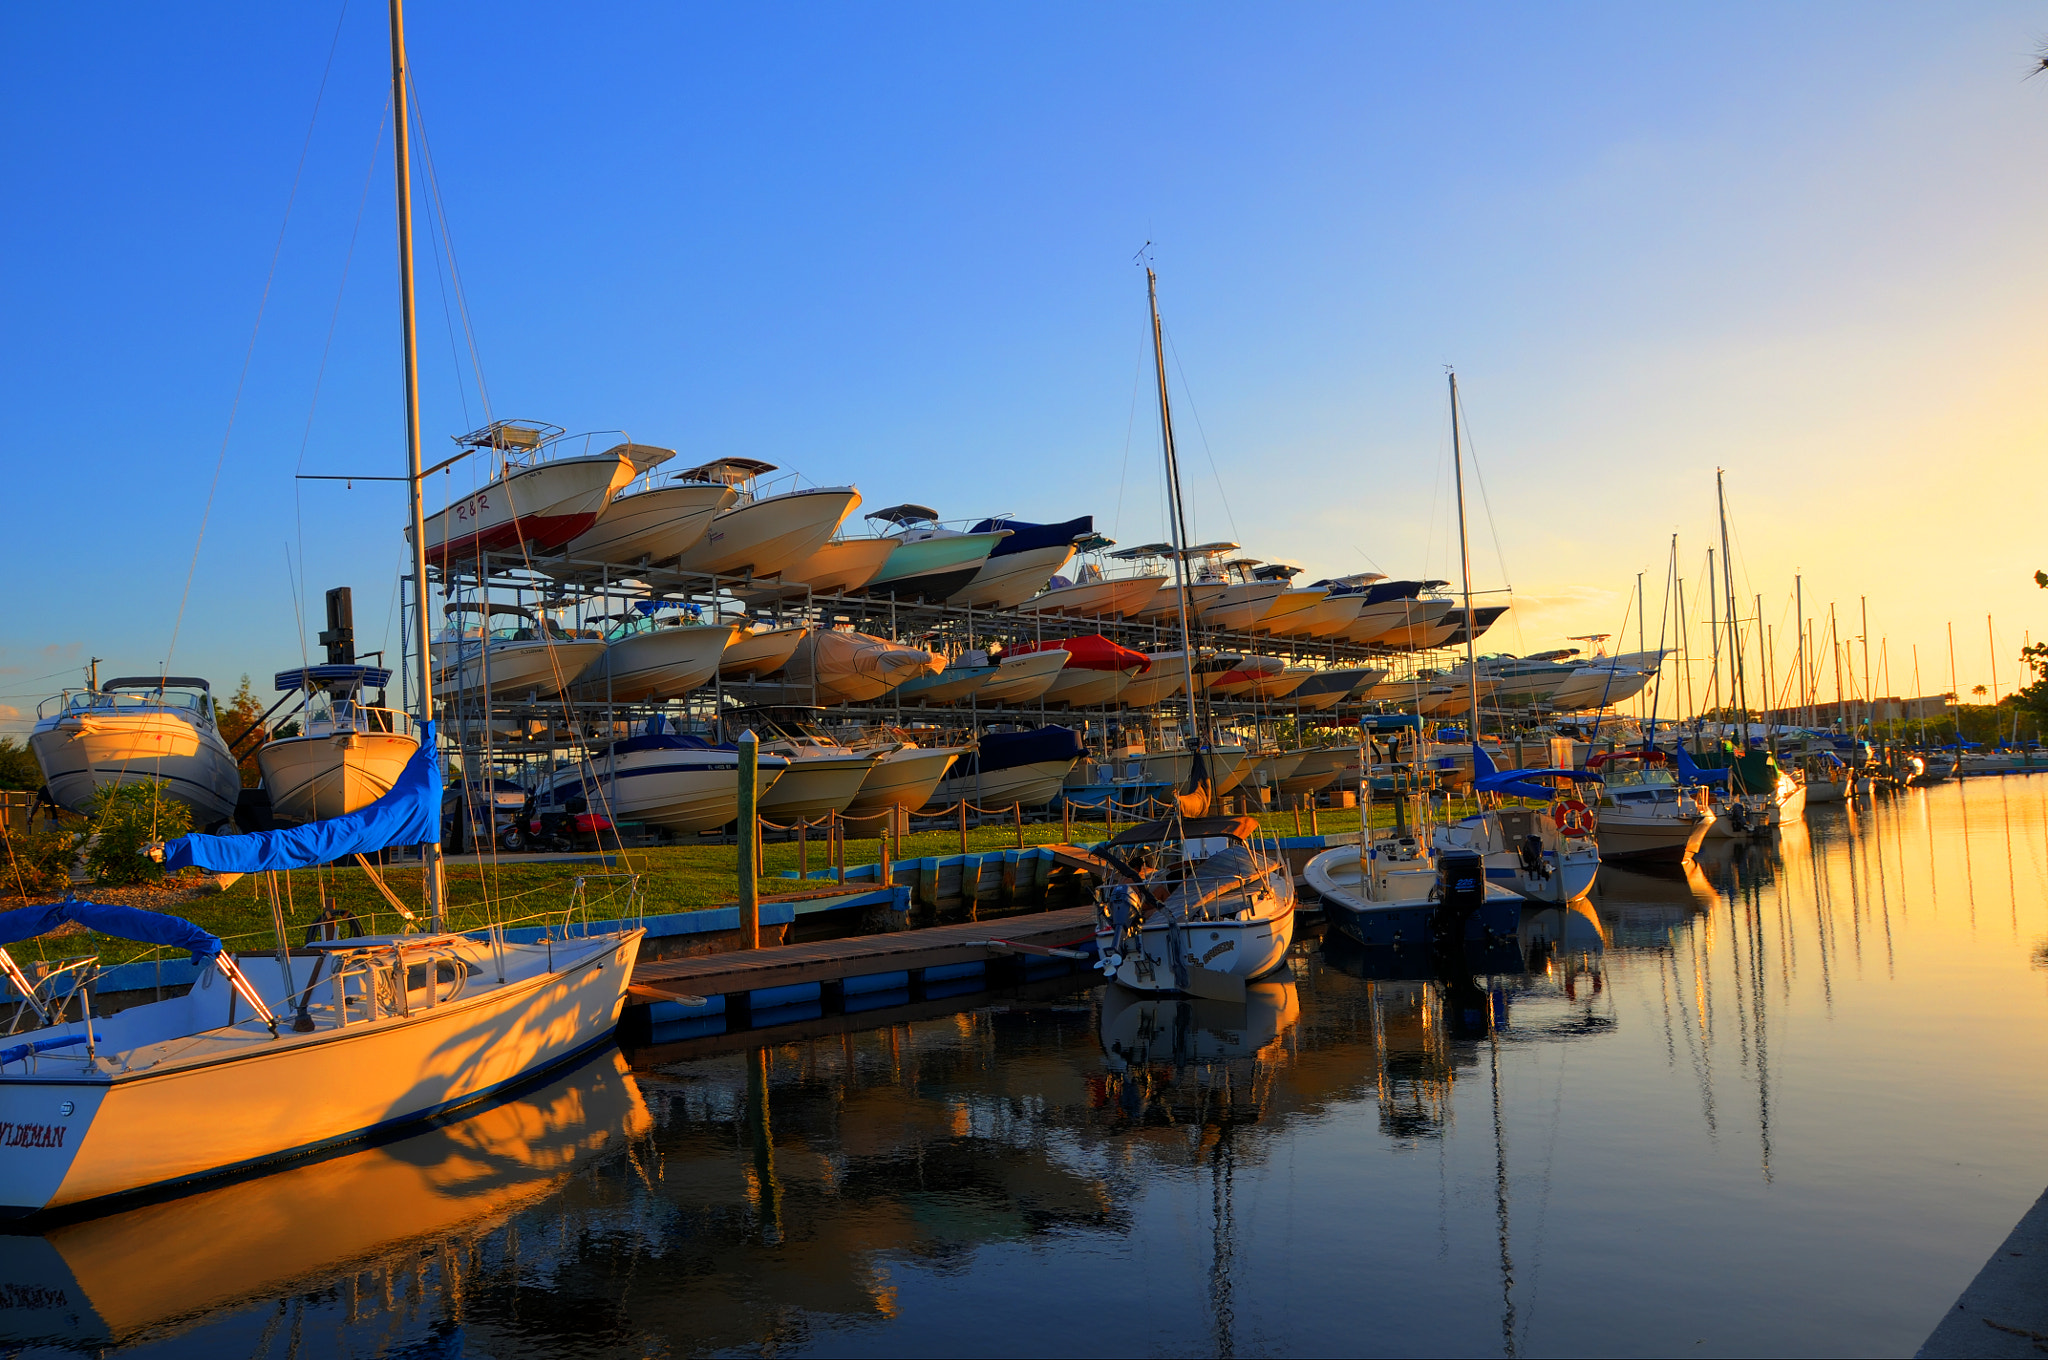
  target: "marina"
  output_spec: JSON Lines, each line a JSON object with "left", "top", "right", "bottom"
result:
{"left": 4, "top": 3, "right": 2048, "bottom": 1356}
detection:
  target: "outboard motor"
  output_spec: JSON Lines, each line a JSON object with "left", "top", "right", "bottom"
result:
{"left": 1431, "top": 850, "right": 1488, "bottom": 947}
{"left": 1518, "top": 833, "right": 1548, "bottom": 880}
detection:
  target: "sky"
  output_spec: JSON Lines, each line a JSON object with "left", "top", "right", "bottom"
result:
{"left": 4, "top": 2, "right": 2047, "bottom": 733}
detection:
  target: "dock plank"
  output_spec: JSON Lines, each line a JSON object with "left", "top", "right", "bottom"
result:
{"left": 629, "top": 904, "right": 1098, "bottom": 1000}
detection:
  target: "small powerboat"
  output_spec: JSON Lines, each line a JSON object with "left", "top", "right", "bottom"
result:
{"left": 255, "top": 665, "right": 418, "bottom": 825}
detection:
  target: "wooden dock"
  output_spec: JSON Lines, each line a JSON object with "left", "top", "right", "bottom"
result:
{"left": 627, "top": 903, "right": 1099, "bottom": 1015}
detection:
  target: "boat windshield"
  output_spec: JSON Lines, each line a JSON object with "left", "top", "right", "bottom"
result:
{"left": 62, "top": 688, "right": 209, "bottom": 716}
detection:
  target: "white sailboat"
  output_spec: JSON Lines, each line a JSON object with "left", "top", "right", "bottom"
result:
{"left": 0, "top": 0, "right": 648, "bottom": 1220}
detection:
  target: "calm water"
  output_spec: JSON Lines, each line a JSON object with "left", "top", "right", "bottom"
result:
{"left": 8, "top": 780, "right": 2048, "bottom": 1358}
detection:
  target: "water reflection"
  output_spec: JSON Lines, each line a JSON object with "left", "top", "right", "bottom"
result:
{"left": 22, "top": 781, "right": 2048, "bottom": 1356}
{"left": 0, "top": 1049, "right": 649, "bottom": 1354}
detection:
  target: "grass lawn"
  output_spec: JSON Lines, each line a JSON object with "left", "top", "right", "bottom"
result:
{"left": 2, "top": 802, "right": 1439, "bottom": 969}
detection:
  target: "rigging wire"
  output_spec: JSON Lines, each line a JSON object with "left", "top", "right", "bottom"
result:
{"left": 167, "top": 0, "right": 353, "bottom": 667}
{"left": 1110, "top": 356, "right": 1144, "bottom": 542}
{"left": 405, "top": 71, "right": 494, "bottom": 424}
{"left": 1159, "top": 323, "right": 1243, "bottom": 547}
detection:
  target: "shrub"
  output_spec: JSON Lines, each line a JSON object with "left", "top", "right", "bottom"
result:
{"left": 0, "top": 821, "right": 78, "bottom": 895}
{"left": 82, "top": 782, "right": 191, "bottom": 886}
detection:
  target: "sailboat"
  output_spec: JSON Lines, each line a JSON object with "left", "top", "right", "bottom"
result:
{"left": 1091, "top": 264, "right": 1296, "bottom": 998}
{"left": 0, "top": 1, "right": 643, "bottom": 1219}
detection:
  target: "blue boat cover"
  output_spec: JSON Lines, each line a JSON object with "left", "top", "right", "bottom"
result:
{"left": 1472, "top": 744, "right": 1598, "bottom": 801}
{"left": 967, "top": 515, "right": 1093, "bottom": 558}
{"left": 1673, "top": 745, "right": 1729, "bottom": 787}
{"left": 0, "top": 897, "right": 219, "bottom": 961}
{"left": 161, "top": 721, "right": 443, "bottom": 873}
{"left": 1357, "top": 713, "right": 1424, "bottom": 731}
{"left": 951, "top": 725, "right": 1084, "bottom": 778}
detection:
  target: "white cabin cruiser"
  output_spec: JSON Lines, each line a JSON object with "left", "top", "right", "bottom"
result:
{"left": 1093, "top": 816, "right": 1295, "bottom": 1001}
{"left": 1584, "top": 750, "right": 1714, "bottom": 861}
{"left": 30, "top": 676, "right": 240, "bottom": 827}
{"left": 255, "top": 665, "right": 418, "bottom": 826}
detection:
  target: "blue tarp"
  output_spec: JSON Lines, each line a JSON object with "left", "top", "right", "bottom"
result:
{"left": 161, "top": 721, "right": 442, "bottom": 873}
{"left": 1472, "top": 744, "right": 1597, "bottom": 801}
{"left": 0, "top": 897, "right": 219, "bottom": 961}
{"left": 1673, "top": 745, "right": 1729, "bottom": 787}
{"left": 951, "top": 725, "right": 1084, "bottom": 779}
{"left": 968, "top": 515, "right": 1094, "bottom": 558}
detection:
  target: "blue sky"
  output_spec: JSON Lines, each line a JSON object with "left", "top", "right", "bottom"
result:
{"left": 5, "top": 2, "right": 2047, "bottom": 728}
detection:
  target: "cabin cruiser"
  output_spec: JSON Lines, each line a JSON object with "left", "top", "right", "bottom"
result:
{"left": 430, "top": 604, "right": 605, "bottom": 701}
{"left": 555, "top": 452, "right": 732, "bottom": 568}
{"left": 946, "top": 515, "right": 1091, "bottom": 609}
{"left": 536, "top": 729, "right": 790, "bottom": 836}
{"left": 668, "top": 459, "right": 860, "bottom": 580}
{"left": 30, "top": 676, "right": 241, "bottom": 827}
{"left": 255, "top": 665, "right": 418, "bottom": 825}
{"left": 927, "top": 725, "right": 1085, "bottom": 811}
{"left": 410, "top": 422, "right": 669, "bottom": 568}
{"left": 569, "top": 609, "right": 738, "bottom": 703}
{"left": 1017, "top": 535, "right": 1171, "bottom": 619}
{"left": 1585, "top": 750, "right": 1714, "bottom": 861}
{"left": 1093, "top": 816, "right": 1295, "bottom": 1000}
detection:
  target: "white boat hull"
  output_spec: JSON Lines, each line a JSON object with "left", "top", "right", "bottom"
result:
{"left": 256, "top": 730, "right": 418, "bottom": 824}
{"left": 1095, "top": 909, "right": 1293, "bottom": 994}
{"left": 948, "top": 543, "right": 1078, "bottom": 610}
{"left": 843, "top": 747, "right": 961, "bottom": 819}
{"left": 561, "top": 749, "right": 786, "bottom": 835}
{"left": 672, "top": 487, "right": 859, "bottom": 579}
{"left": 432, "top": 639, "right": 605, "bottom": 700}
{"left": 1596, "top": 809, "right": 1712, "bottom": 861}
{"left": 571, "top": 625, "right": 736, "bottom": 702}
{"left": 29, "top": 712, "right": 240, "bottom": 826}
{"left": 778, "top": 537, "right": 899, "bottom": 595}
{"left": 977, "top": 650, "right": 1069, "bottom": 703}
{"left": 413, "top": 454, "right": 633, "bottom": 568}
{"left": 1018, "top": 575, "right": 1168, "bottom": 619}
{"left": 559, "top": 481, "right": 734, "bottom": 567}
{"left": 719, "top": 624, "right": 809, "bottom": 679}
{"left": 0, "top": 932, "right": 639, "bottom": 1215}
{"left": 929, "top": 757, "right": 1076, "bottom": 811}
{"left": 1043, "top": 666, "right": 1138, "bottom": 708}
{"left": 756, "top": 753, "right": 877, "bottom": 822}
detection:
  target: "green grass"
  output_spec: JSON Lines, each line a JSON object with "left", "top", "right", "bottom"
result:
{"left": 11, "top": 801, "right": 1449, "bottom": 971}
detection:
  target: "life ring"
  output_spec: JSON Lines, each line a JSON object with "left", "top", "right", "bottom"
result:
{"left": 1556, "top": 799, "right": 1595, "bottom": 837}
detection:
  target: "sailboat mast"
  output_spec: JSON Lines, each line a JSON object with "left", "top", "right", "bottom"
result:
{"left": 390, "top": 0, "right": 443, "bottom": 930}
{"left": 1146, "top": 268, "right": 1200, "bottom": 740}
{"left": 1716, "top": 470, "right": 1743, "bottom": 742}
{"left": 1448, "top": 373, "right": 1480, "bottom": 737}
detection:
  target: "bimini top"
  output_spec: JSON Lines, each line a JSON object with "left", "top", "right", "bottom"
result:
{"left": 677, "top": 458, "right": 777, "bottom": 486}
{"left": 274, "top": 665, "right": 393, "bottom": 694}
{"left": 1108, "top": 815, "right": 1262, "bottom": 847}
{"left": 867, "top": 503, "right": 940, "bottom": 527}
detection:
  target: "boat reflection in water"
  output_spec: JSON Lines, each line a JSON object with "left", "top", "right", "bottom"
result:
{"left": 0, "top": 1049, "right": 649, "bottom": 1353}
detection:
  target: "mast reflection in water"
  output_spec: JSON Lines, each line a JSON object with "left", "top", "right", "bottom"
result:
{"left": 12, "top": 780, "right": 2048, "bottom": 1357}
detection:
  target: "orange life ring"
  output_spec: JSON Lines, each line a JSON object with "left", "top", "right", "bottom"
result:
{"left": 1556, "top": 799, "right": 1595, "bottom": 836}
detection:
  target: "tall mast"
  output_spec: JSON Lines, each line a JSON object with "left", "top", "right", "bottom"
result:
{"left": 391, "top": 0, "right": 442, "bottom": 930}
{"left": 1449, "top": 372, "right": 1481, "bottom": 739}
{"left": 1795, "top": 575, "right": 1805, "bottom": 727}
{"left": 1707, "top": 546, "right": 1720, "bottom": 730}
{"left": 1860, "top": 596, "right": 1872, "bottom": 744}
{"left": 1146, "top": 268, "right": 1200, "bottom": 747}
{"left": 1716, "top": 469, "right": 1743, "bottom": 743}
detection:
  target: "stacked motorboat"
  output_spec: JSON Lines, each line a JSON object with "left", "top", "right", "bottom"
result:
{"left": 668, "top": 459, "right": 860, "bottom": 580}
{"left": 927, "top": 725, "right": 1085, "bottom": 811}
{"left": 431, "top": 604, "right": 604, "bottom": 701}
{"left": 255, "top": 665, "right": 418, "bottom": 826}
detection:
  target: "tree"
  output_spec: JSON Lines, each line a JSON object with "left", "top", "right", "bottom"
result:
{"left": 218, "top": 674, "right": 268, "bottom": 788}
{"left": 2016, "top": 571, "right": 2048, "bottom": 724}
{"left": 0, "top": 738, "right": 41, "bottom": 793}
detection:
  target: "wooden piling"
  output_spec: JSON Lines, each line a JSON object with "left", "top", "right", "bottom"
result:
{"left": 738, "top": 730, "right": 760, "bottom": 949}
